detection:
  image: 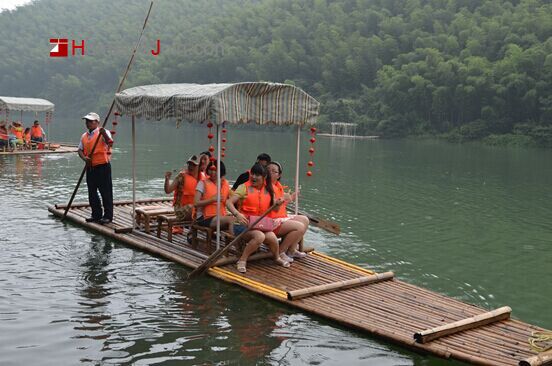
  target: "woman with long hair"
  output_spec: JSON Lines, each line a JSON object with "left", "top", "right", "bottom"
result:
{"left": 226, "top": 163, "right": 289, "bottom": 273}
{"left": 194, "top": 160, "right": 234, "bottom": 232}
{"left": 267, "top": 161, "right": 309, "bottom": 262}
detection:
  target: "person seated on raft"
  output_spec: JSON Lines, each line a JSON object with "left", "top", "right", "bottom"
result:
{"left": 231, "top": 153, "right": 271, "bottom": 190}
{"left": 194, "top": 159, "right": 234, "bottom": 232}
{"left": 227, "top": 162, "right": 290, "bottom": 273}
{"left": 267, "top": 161, "right": 309, "bottom": 262}
{"left": 164, "top": 154, "right": 200, "bottom": 227}
{"left": 198, "top": 151, "right": 211, "bottom": 180}
{"left": 23, "top": 128, "right": 31, "bottom": 149}
{"left": 10, "top": 121, "right": 25, "bottom": 147}
{"left": 30, "top": 120, "right": 46, "bottom": 143}
{"left": 0, "top": 121, "right": 10, "bottom": 150}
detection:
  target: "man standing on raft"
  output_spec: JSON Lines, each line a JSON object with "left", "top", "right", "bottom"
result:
{"left": 78, "top": 112, "right": 114, "bottom": 224}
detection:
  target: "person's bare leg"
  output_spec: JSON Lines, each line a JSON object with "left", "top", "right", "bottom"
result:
{"left": 265, "top": 231, "right": 290, "bottom": 267}
{"left": 277, "top": 220, "right": 304, "bottom": 254}
{"left": 239, "top": 230, "right": 264, "bottom": 262}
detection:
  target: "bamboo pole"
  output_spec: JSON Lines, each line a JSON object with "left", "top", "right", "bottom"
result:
{"left": 55, "top": 197, "right": 170, "bottom": 209}
{"left": 61, "top": 1, "right": 154, "bottom": 220}
{"left": 414, "top": 306, "right": 512, "bottom": 344}
{"left": 519, "top": 349, "right": 552, "bottom": 366}
{"left": 287, "top": 271, "right": 394, "bottom": 300}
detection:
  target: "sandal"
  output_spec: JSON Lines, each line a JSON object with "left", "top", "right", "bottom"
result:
{"left": 237, "top": 260, "right": 247, "bottom": 273}
{"left": 280, "top": 253, "right": 294, "bottom": 263}
{"left": 274, "top": 257, "right": 290, "bottom": 268}
{"left": 289, "top": 250, "right": 307, "bottom": 259}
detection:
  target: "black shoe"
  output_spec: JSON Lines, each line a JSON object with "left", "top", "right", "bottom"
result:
{"left": 99, "top": 218, "right": 112, "bottom": 225}
{"left": 85, "top": 217, "right": 100, "bottom": 223}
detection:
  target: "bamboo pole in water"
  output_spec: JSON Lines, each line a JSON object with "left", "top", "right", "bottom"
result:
{"left": 519, "top": 349, "right": 552, "bottom": 366}
{"left": 287, "top": 271, "right": 394, "bottom": 300}
{"left": 414, "top": 306, "right": 511, "bottom": 344}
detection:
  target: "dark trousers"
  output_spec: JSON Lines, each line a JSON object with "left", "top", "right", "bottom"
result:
{"left": 86, "top": 162, "right": 113, "bottom": 220}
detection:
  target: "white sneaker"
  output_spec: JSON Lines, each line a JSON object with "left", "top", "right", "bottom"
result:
{"left": 289, "top": 250, "right": 307, "bottom": 259}
{"left": 280, "top": 253, "right": 294, "bottom": 263}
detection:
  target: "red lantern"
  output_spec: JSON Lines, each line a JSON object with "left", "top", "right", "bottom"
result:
{"left": 207, "top": 122, "right": 213, "bottom": 128}
{"left": 222, "top": 128, "right": 227, "bottom": 133}
{"left": 208, "top": 145, "right": 215, "bottom": 152}
{"left": 112, "top": 121, "right": 118, "bottom": 126}
{"left": 209, "top": 156, "right": 216, "bottom": 162}
{"left": 114, "top": 112, "right": 121, "bottom": 116}
{"left": 221, "top": 152, "right": 225, "bottom": 158}
{"left": 222, "top": 147, "right": 226, "bottom": 151}
{"left": 308, "top": 161, "right": 314, "bottom": 167}
{"left": 306, "top": 171, "right": 312, "bottom": 177}
{"left": 310, "top": 127, "right": 316, "bottom": 133}
{"left": 110, "top": 130, "right": 116, "bottom": 135}
{"left": 310, "top": 137, "right": 316, "bottom": 143}
{"left": 208, "top": 133, "right": 214, "bottom": 140}
{"left": 222, "top": 138, "right": 227, "bottom": 143}
{"left": 309, "top": 147, "right": 315, "bottom": 154}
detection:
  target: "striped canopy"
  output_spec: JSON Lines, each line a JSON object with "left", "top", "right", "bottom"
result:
{"left": 114, "top": 82, "right": 319, "bottom": 125}
{"left": 0, "top": 96, "right": 55, "bottom": 112}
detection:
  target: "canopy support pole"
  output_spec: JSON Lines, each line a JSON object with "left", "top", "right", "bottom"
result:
{"left": 132, "top": 115, "right": 136, "bottom": 226}
{"left": 216, "top": 122, "right": 222, "bottom": 250}
{"left": 294, "top": 124, "right": 301, "bottom": 215}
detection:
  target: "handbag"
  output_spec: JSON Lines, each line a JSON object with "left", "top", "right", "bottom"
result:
{"left": 248, "top": 215, "right": 277, "bottom": 232}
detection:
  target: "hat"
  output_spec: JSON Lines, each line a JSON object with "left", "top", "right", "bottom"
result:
{"left": 187, "top": 155, "right": 199, "bottom": 165}
{"left": 82, "top": 112, "right": 100, "bottom": 121}
{"left": 13, "top": 121, "right": 22, "bottom": 126}
{"left": 33, "top": 120, "right": 40, "bottom": 124}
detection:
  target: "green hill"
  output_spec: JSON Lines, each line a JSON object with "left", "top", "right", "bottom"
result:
{"left": 1, "top": 0, "right": 551, "bottom": 145}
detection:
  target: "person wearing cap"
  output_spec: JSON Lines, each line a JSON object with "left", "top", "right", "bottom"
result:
{"left": 164, "top": 154, "right": 200, "bottom": 222}
{"left": 231, "top": 153, "right": 272, "bottom": 191}
{"left": 78, "top": 112, "right": 114, "bottom": 224}
{"left": 30, "top": 120, "right": 46, "bottom": 143}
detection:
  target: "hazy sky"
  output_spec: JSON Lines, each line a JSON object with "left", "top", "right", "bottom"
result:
{"left": 0, "top": 0, "right": 34, "bottom": 11}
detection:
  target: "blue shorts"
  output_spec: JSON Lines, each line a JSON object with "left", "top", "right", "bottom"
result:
{"left": 233, "top": 224, "right": 246, "bottom": 236}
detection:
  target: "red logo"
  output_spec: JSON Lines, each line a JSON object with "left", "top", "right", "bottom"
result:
{"left": 50, "top": 38, "right": 68, "bottom": 57}
{"left": 50, "top": 39, "right": 85, "bottom": 57}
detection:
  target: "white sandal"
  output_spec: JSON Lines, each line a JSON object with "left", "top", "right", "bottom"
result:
{"left": 237, "top": 260, "right": 247, "bottom": 273}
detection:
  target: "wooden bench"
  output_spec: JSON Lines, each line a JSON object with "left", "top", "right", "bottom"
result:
{"left": 135, "top": 206, "right": 174, "bottom": 233}
{"left": 156, "top": 214, "right": 192, "bottom": 242}
{"left": 190, "top": 224, "right": 235, "bottom": 249}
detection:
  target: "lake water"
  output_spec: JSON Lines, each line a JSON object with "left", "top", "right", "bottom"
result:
{"left": 1, "top": 118, "right": 550, "bottom": 365}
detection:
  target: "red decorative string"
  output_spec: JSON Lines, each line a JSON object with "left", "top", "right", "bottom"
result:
{"left": 307, "top": 127, "right": 316, "bottom": 177}
{"left": 221, "top": 123, "right": 227, "bottom": 159}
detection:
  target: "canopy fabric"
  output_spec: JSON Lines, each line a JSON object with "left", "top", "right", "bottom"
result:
{"left": 0, "top": 96, "right": 55, "bottom": 112}
{"left": 114, "top": 82, "right": 319, "bottom": 125}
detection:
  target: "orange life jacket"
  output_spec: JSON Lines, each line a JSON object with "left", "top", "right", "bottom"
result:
{"left": 240, "top": 180, "right": 272, "bottom": 217}
{"left": 268, "top": 181, "right": 288, "bottom": 218}
{"left": 202, "top": 178, "right": 230, "bottom": 218}
{"left": 176, "top": 171, "right": 198, "bottom": 207}
{"left": 80, "top": 128, "right": 111, "bottom": 167}
{"left": 11, "top": 127, "right": 23, "bottom": 140}
{"left": 24, "top": 131, "right": 31, "bottom": 143}
{"left": 31, "top": 125, "right": 43, "bottom": 138}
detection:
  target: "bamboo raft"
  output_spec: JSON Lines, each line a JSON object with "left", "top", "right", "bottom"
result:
{"left": 0, "top": 143, "right": 78, "bottom": 156}
{"left": 48, "top": 198, "right": 551, "bottom": 366}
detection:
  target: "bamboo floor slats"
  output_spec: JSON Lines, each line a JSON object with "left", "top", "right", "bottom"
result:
{"left": 0, "top": 144, "right": 78, "bottom": 155}
{"left": 48, "top": 199, "right": 550, "bottom": 366}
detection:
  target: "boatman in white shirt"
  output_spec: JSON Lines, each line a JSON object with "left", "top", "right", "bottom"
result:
{"left": 78, "top": 112, "right": 114, "bottom": 224}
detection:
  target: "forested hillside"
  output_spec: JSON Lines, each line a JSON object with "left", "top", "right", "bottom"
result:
{"left": 1, "top": 0, "right": 551, "bottom": 145}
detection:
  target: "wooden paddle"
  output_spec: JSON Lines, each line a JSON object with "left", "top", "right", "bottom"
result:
{"left": 287, "top": 206, "right": 340, "bottom": 235}
{"left": 187, "top": 202, "right": 279, "bottom": 279}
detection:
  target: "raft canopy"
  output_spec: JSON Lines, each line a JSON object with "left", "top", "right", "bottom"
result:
{"left": 0, "top": 96, "right": 55, "bottom": 112}
{"left": 114, "top": 82, "right": 319, "bottom": 125}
